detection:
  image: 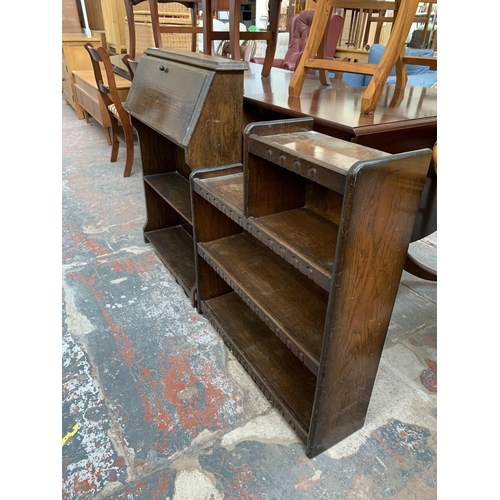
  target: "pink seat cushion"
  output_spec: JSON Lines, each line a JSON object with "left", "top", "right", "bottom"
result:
{"left": 282, "top": 10, "right": 344, "bottom": 73}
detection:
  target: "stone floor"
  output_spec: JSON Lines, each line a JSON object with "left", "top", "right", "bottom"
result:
{"left": 62, "top": 96, "right": 437, "bottom": 500}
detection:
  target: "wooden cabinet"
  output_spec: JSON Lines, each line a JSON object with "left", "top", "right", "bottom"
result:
{"left": 101, "top": 0, "right": 128, "bottom": 53}
{"left": 83, "top": 0, "right": 105, "bottom": 31}
{"left": 62, "top": 0, "right": 83, "bottom": 33}
{"left": 62, "top": 32, "right": 106, "bottom": 119}
{"left": 124, "top": 48, "right": 247, "bottom": 305}
{"left": 191, "top": 118, "right": 431, "bottom": 457}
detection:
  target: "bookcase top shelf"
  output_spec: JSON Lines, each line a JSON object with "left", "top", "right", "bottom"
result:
{"left": 248, "top": 130, "right": 391, "bottom": 179}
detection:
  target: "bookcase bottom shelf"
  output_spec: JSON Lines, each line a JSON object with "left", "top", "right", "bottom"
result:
{"left": 145, "top": 226, "right": 196, "bottom": 303}
{"left": 201, "top": 292, "right": 317, "bottom": 442}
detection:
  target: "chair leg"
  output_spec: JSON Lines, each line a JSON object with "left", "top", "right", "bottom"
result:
{"left": 261, "top": 0, "right": 282, "bottom": 77}
{"left": 104, "top": 127, "right": 112, "bottom": 146}
{"left": 317, "top": 28, "right": 331, "bottom": 86}
{"left": 190, "top": 6, "right": 198, "bottom": 52}
{"left": 289, "top": 0, "right": 333, "bottom": 97}
{"left": 109, "top": 115, "right": 120, "bottom": 163}
{"left": 228, "top": 0, "right": 241, "bottom": 61}
{"left": 149, "top": 0, "right": 163, "bottom": 49}
{"left": 201, "top": 0, "right": 213, "bottom": 55}
{"left": 122, "top": 125, "right": 135, "bottom": 178}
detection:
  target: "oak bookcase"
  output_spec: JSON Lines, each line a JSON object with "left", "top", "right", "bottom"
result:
{"left": 191, "top": 118, "right": 431, "bottom": 457}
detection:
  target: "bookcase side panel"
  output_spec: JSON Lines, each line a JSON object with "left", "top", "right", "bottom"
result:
{"left": 307, "top": 151, "right": 432, "bottom": 457}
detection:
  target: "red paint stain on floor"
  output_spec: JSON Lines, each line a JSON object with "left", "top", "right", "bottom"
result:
{"left": 142, "top": 397, "right": 173, "bottom": 433}
{"left": 228, "top": 467, "right": 257, "bottom": 499}
{"left": 101, "top": 307, "right": 135, "bottom": 367}
{"left": 64, "top": 462, "right": 98, "bottom": 498}
{"left": 389, "top": 449, "right": 406, "bottom": 464}
{"left": 419, "top": 358, "right": 437, "bottom": 393}
{"left": 69, "top": 234, "right": 113, "bottom": 259}
{"left": 144, "top": 350, "right": 234, "bottom": 437}
{"left": 147, "top": 472, "right": 173, "bottom": 499}
{"left": 109, "top": 479, "right": 147, "bottom": 499}
{"left": 108, "top": 253, "right": 158, "bottom": 274}
{"left": 139, "top": 366, "right": 150, "bottom": 381}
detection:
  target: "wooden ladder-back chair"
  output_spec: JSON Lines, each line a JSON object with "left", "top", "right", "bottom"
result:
{"left": 124, "top": 0, "right": 202, "bottom": 57}
{"left": 201, "top": 0, "right": 283, "bottom": 76}
{"left": 125, "top": 0, "right": 283, "bottom": 76}
{"left": 122, "top": 54, "right": 139, "bottom": 80}
{"left": 288, "top": 0, "right": 438, "bottom": 114}
{"left": 84, "top": 43, "right": 135, "bottom": 177}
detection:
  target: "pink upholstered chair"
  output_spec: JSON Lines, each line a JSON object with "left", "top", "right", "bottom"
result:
{"left": 282, "top": 9, "right": 344, "bottom": 73}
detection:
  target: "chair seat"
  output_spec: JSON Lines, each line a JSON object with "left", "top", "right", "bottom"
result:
{"left": 108, "top": 103, "right": 133, "bottom": 126}
{"left": 108, "top": 103, "right": 124, "bottom": 121}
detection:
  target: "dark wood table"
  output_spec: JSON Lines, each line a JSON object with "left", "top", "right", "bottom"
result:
{"left": 242, "top": 62, "right": 437, "bottom": 154}
{"left": 114, "top": 54, "right": 437, "bottom": 279}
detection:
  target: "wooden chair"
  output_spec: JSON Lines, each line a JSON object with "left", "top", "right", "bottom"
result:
{"left": 201, "top": 0, "right": 283, "bottom": 75}
{"left": 125, "top": 0, "right": 282, "bottom": 76}
{"left": 124, "top": 0, "right": 202, "bottom": 57}
{"left": 288, "top": 0, "right": 437, "bottom": 114}
{"left": 282, "top": 9, "right": 344, "bottom": 85}
{"left": 122, "top": 54, "right": 139, "bottom": 80}
{"left": 84, "top": 43, "right": 135, "bottom": 177}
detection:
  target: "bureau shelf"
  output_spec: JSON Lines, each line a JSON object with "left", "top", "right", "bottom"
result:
{"left": 202, "top": 291, "right": 316, "bottom": 441}
{"left": 198, "top": 232, "right": 328, "bottom": 375}
{"left": 250, "top": 207, "right": 339, "bottom": 289}
{"left": 144, "top": 172, "right": 192, "bottom": 224}
{"left": 195, "top": 172, "right": 245, "bottom": 215}
{"left": 145, "top": 227, "right": 196, "bottom": 295}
